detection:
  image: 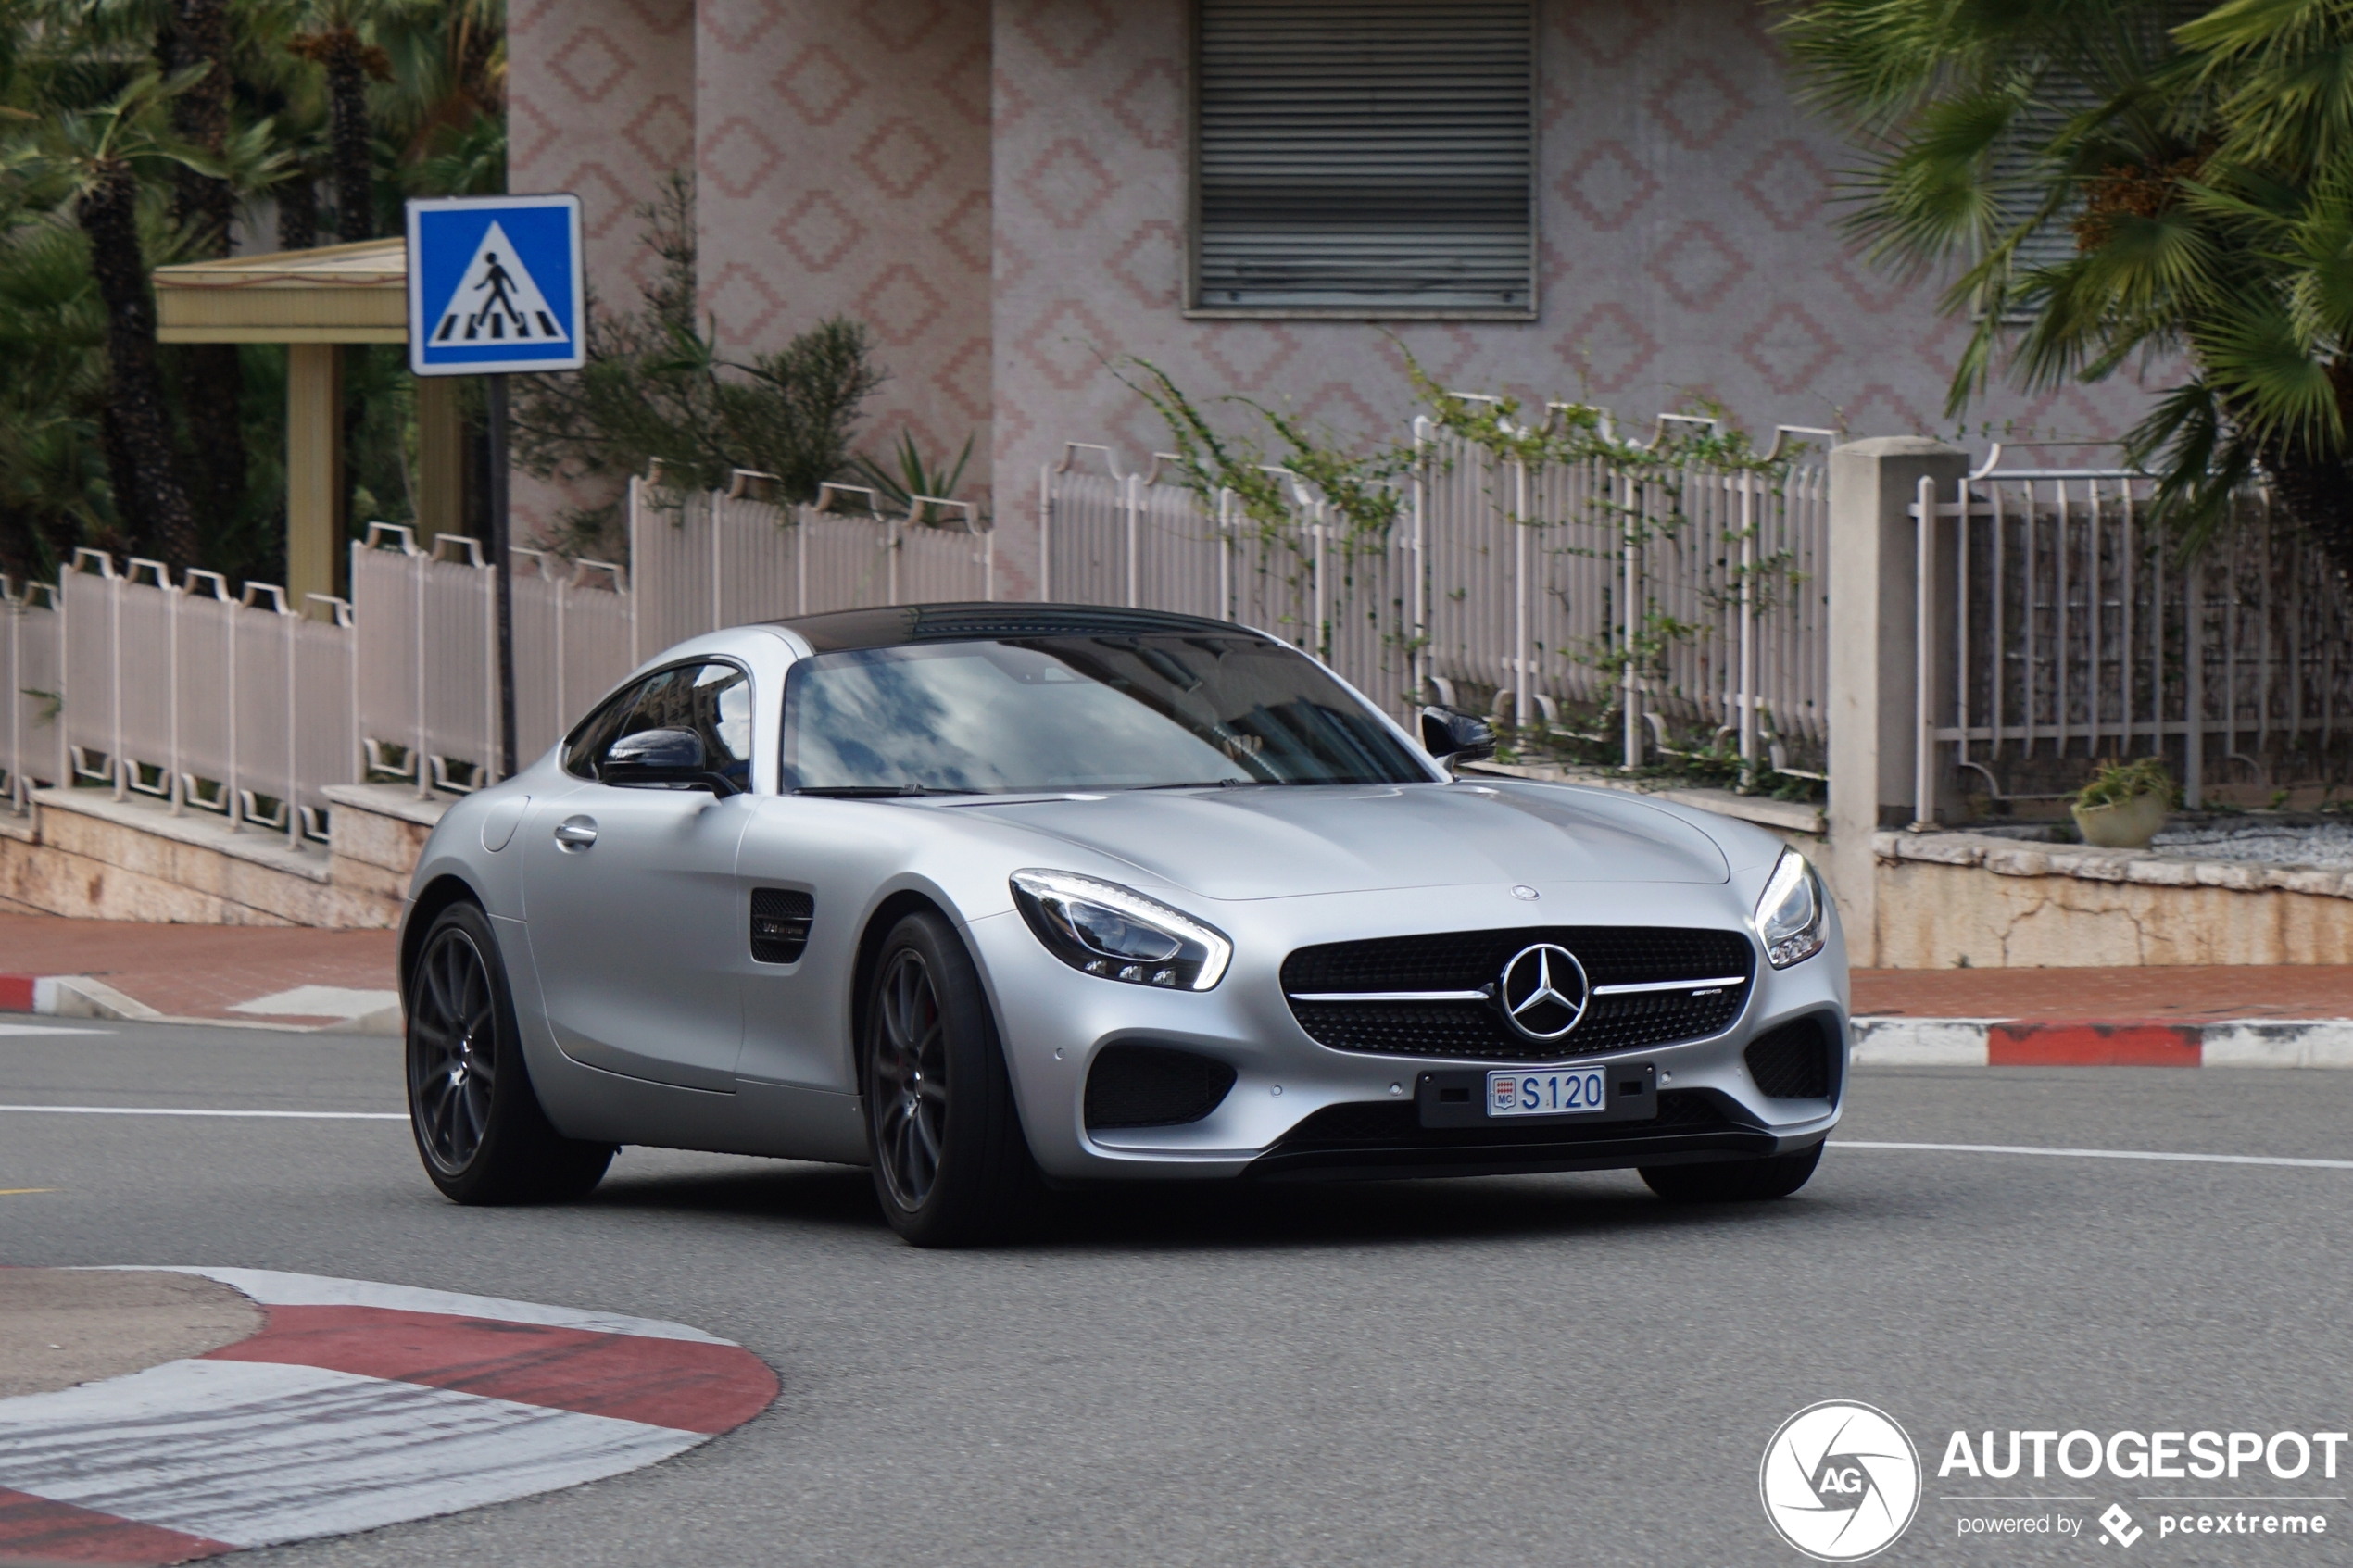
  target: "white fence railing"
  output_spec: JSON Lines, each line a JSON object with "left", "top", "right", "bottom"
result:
{"left": 1, "top": 579, "right": 62, "bottom": 815}
{"left": 1, "top": 551, "right": 359, "bottom": 843}
{"left": 630, "top": 475, "right": 994, "bottom": 660}
{"left": 0, "top": 476, "right": 995, "bottom": 835}
{"left": 1040, "top": 420, "right": 1833, "bottom": 774}
{"left": 1918, "top": 465, "right": 2353, "bottom": 816}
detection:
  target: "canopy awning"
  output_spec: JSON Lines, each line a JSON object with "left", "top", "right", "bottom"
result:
{"left": 154, "top": 237, "right": 408, "bottom": 343}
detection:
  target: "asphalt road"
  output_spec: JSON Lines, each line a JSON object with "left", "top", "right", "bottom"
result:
{"left": 3, "top": 1019, "right": 2350, "bottom": 1567}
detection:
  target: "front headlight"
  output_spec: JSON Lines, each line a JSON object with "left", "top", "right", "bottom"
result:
{"left": 1011, "top": 869, "right": 1232, "bottom": 991}
{"left": 1754, "top": 848, "right": 1827, "bottom": 970}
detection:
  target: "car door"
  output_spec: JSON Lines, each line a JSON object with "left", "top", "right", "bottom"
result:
{"left": 522, "top": 659, "right": 757, "bottom": 1093}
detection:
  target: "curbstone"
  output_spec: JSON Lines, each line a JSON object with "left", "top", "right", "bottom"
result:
{"left": 1855, "top": 1016, "right": 2353, "bottom": 1068}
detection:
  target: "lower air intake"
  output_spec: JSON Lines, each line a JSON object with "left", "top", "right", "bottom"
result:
{"left": 1084, "top": 1044, "right": 1239, "bottom": 1131}
{"left": 1743, "top": 1012, "right": 1838, "bottom": 1099}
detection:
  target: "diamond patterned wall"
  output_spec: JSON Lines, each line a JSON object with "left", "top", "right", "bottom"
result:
{"left": 508, "top": 0, "right": 696, "bottom": 543}
{"left": 988, "top": 0, "right": 2160, "bottom": 588}
{"left": 696, "top": 0, "right": 992, "bottom": 507}
{"left": 510, "top": 0, "right": 2162, "bottom": 583}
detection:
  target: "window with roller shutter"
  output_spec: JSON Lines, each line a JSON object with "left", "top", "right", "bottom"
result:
{"left": 1189, "top": 0, "right": 1537, "bottom": 319}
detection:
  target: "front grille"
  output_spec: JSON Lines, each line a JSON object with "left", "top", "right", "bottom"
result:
{"left": 1744, "top": 1012, "right": 1838, "bottom": 1099}
{"left": 1085, "top": 1044, "right": 1239, "bottom": 1130}
{"left": 1282, "top": 926, "right": 1753, "bottom": 1061}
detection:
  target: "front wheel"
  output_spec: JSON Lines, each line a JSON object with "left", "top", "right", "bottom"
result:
{"left": 407, "top": 901, "right": 614, "bottom": 1205}
{"left": 1639, "top": 1142, "right": 1822, "bottom": 1202}
{"left": 862, "top": 911, "right": 1038, "bottom": 1247}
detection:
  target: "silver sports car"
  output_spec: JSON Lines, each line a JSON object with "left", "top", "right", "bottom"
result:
{"left": 399, "top": 604, "right": 1848, "bottom": 1246}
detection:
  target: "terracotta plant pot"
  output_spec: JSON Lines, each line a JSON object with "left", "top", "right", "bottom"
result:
{"left": 2070, "top": 791, "right": 2169, "bottom": 849}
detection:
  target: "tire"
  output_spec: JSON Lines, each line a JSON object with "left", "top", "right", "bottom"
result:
{"left": 1640, "top": 1142, "right": 1822, "bottom": 1202}
{"left": 406, "top": 900, "right": 615, "bottom": 1205}
{"left": 862, "top": 910, "right": 1039, "bottom": 1247}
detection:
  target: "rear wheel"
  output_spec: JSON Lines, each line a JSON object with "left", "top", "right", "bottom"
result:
{"left": 407, "top": 901, "right": 614, "bottom": 1205}
{"left": 862, "top": 910, "right": 1038, "bottom": 1247}
{"left": 1639, "top": 1143, "right": 1822, "bottom": 1202}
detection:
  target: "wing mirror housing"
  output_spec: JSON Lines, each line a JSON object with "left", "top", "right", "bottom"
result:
{"left": 599, "top": 728, "right": 740, "bottom": 797}
{"left": 1420, "top": 706, "right": 1496, "bottom": 773}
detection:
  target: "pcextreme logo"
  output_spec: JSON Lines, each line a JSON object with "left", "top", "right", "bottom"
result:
{"left": 1761, "top": 1401, "right": 1924, "bottom": 1562}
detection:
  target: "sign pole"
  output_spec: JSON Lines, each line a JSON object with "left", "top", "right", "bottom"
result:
{"left": 407, "top": 192, "right": 582, "bottom": 784}
{"left": 486, "top": 371, "right": 517, "bottom": 781}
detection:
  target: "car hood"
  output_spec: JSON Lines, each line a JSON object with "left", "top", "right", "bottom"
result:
{"left": 950, "top": 782, "right": 1730, "bottom": 900}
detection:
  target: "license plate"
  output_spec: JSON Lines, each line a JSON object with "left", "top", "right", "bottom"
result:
{"left": 1488, "top": 1067, "right": 1606, "bottom": 1118}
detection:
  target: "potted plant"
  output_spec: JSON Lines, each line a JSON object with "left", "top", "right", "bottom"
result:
{"left": 2070, "top": 757, "right": 2175, "bottom": 848}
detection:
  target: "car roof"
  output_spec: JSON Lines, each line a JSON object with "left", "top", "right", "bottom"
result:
{"left": 768, "top": 602, "right": 1263, "bottom": 652}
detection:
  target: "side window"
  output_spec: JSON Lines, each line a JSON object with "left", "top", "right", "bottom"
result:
{"left": 561, "top": 680, "right": 649, "bottom": 777}
{"left": 564, "top": 661, "right": 754, "bottom": 785}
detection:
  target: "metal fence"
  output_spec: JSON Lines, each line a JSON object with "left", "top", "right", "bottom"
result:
{"left": 1916, "top": 463, "right": 2353, "bottom": 817}
{"left": 1039, "top": 418, "right": 1833, "bottom": 774}
{"left": 11, "top": 552, "right": 359, "bottom": 843}
{"left": 630, "top": 473, "right": 995, "bottom": 660}
{"left": 0, "top": 475, "right": 994, "bottom": 830}
{"left": 351, "top": 526, "right": 636, "bottom": 793}
{"left": 1, "top": 578, "right": 62, "bottom": 814}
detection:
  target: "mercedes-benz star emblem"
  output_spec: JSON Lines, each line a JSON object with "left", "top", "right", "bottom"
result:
{"left": 1498, "top": 943, "right": 1589, "bottom": 1042}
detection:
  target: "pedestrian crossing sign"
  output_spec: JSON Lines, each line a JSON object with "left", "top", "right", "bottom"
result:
{"left": 406, "top": 194, "right": 585, "bottom": 376}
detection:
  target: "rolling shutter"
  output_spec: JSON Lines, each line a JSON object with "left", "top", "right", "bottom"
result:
{"left": 1193, "top": 0, "right": 1535, "bottom": 315}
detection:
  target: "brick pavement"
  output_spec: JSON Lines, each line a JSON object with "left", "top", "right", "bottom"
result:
{"left": 6, "top": 909, "right": 2353, "bottom": 1030}
{"left": 1851, "top": 965, "right": 2353, "bottom": 1022}
{"left": 0, "top": 913, "right": 396, "bottom": 1022}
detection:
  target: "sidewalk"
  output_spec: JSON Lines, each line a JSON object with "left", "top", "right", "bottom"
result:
{"left": 5, "top": 909, "right": 2353, "bottom": 1059}
{"left": 0, "top": 913, "right": 397, "bottom": 1029}
{"left": 1852, "top": 966, "right": 2353, "bottom": 1068}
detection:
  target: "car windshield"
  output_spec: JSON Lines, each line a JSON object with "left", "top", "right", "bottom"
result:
{"left": 778, "top": 634, "right": 1430, "bottom": 793}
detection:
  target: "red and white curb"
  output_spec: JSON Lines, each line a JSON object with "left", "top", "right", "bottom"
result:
{"left": 0, "top": 1269, "right": 778, "bottom": 1565}
{"left": 1856, "top": 1016, "right": 2353, "bottom": 1068}
{"left": 0, "top": 976, "right": 399, "bottom": 1034}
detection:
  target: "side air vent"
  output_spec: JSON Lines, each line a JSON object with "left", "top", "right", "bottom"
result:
{"left": 749, "top": 888, "right": 814, "bottom": 964}
{"left": 1744, "top": 1013, "right": 1839, "bottom": 1100}
{"left": 1084, "top": 1044, "right": 1239, "bottom": 1131}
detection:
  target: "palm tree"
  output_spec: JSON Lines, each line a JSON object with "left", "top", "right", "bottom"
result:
{"left": 285, "top": 0, "right": 396, "bottom": 240}
{"left": 1780, "top": 0, "right": 2353, "bottom": 580}
{"left": 162, "top": 0, "right": 247, "bottom": 543}
{"left": 3, "top": 69, "right": 217, "bottom": 569}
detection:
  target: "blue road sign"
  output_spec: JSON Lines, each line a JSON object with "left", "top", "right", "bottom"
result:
{"left": 407, "top": 194, "right": 585, "bottom": 377}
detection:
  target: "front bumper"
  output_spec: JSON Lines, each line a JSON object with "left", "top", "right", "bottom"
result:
{"left": 964, "top": 878, "right": 1848, "bottom": 1184}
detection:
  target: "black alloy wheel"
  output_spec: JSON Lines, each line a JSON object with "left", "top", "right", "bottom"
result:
{"left": 1639, "top": 1141, "right": 1823, "bottom": 1202}
{"left": 404, "top": 900, "right": 614, "bottom": 1205}
{"left": 410, "top": 922, "right": 498, "bottom": 1174}
{"left": 861, "top": 910, "right": 1040, "bottom": 1247}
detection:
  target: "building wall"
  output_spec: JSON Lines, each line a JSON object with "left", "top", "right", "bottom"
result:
{"left": 513, "top": 0, "right": 2159, "bottom": 578}
{"left": 694, "top": 0, "right": 994, "bottom": 491}
{"left": 507, "top": 0, "right": 698, "bottom": 542}
{"left": 507, "top": 0, "right": 994, "bottom": 546}
{"left": 988, "top": 0, "right": 2158, "bottom": 584}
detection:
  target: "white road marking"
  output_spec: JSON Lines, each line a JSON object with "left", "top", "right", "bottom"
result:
{"left": 228, "top": 985, "right": 400, "bottom": 1020}
{"left": 0, "top": 1358, "right": 699, "bottom": 1549}
{"left": 0, "top": 1024, "right": 114, "bottom": 1037}
{"left": 1835, "top": 1139, "right": 2353, "bottom": 1171}
{"left": 0, "top": 1104, "right": 402, "bottom": 1120}
{"left": 120, "top": 1267, "right": 731, "bottom": 1345}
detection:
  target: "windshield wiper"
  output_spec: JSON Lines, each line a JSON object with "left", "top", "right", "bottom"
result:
{"left": 1128, "top": 778, "right": 1273, "bottom": 790}
{"left": 794, "top": 784, "right": 970, "bottom": 797}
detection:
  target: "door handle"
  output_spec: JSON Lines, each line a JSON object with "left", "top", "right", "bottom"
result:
{"left": 553, "top": 816, "right": 598, "bottom": 849}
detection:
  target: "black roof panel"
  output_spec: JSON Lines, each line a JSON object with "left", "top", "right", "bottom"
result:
{"left": 772, "top": 602, "right": 1256, "bottom": 652}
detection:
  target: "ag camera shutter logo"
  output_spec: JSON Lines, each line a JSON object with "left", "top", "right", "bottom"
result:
{"left": 1760, "top": 1401, "right": 1922, "bottom": 1561}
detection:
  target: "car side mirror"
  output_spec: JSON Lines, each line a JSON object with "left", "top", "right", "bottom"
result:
{"left": 1420, "top": 706, "right": 1496, "bottom": 772}
{"left": 600, "top": 728, "right": 739, "bottom": 797}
